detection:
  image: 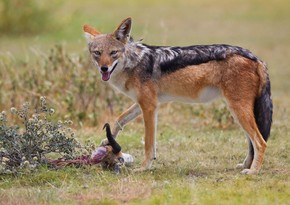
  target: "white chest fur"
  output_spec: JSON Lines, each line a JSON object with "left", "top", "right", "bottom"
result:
{"left": 109, "top": 79, "right": 137, "bottom": 102}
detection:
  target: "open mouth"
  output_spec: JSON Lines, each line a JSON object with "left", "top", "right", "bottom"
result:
{"left": 100, "top": 62, "right": 118, "bottom": 81}
{"left": 101, "top": 72, "right": 111, "bottom": 81}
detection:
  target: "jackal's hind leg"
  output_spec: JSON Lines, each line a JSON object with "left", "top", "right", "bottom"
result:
{"left": 236, "top": 135, "right": 254, "bottom": 169}
{"left": 228, "top": 102, "right": 266, "bottom": 175}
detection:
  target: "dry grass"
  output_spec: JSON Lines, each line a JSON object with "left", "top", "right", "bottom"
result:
{"left": 1, "top": 124, "right": 289, "bottom": 205}
{"left": 0, "top": 0, "right": 290, "bottom": 204}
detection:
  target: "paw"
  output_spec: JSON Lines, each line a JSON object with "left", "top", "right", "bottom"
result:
{"left": 133, "top": 158, "right": 153, "bottom": 173}
{"left": 236, "top": 163, "right": 244, "bottom": 169}
{"left": 236, "top": 160, "right": 252, "bottom": 170}
{"left": 241, "top": 169, "right": 259, "bottom": 175}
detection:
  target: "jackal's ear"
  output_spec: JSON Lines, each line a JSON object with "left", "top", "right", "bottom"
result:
{"left": 113, "top": 17, "right": 132, "bottom": 43}
{"left": 83, "top": 24, "right": 101, "bottom": 43}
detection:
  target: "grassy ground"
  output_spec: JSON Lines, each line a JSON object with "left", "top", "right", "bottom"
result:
{"left": 1, "top": 0, "right": 290, "bottom": 204}
{"left": 0, "top": 124, "right": 289, "bottom": 205}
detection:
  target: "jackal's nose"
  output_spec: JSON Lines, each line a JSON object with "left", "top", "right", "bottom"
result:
{"left": 101, "top": 66, "right": 108, "bottom": 72}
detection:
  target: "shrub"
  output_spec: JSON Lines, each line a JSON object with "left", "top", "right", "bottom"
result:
{"left": 210, "top": 100, "right": 235, "bottom": 128}
{"left": 0, "top": 44, "right": 234, "bottom": 128}
{"left": 187, "top": 100, "right": 235, "bottom": 129}
{"left": 0, "top": 97, "right": 91, "bottom": 174}
{"left": 0, "top": 44, "right": 127, "bottom": 127}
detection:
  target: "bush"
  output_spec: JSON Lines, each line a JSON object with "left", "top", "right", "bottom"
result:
{"left": 0, "top": 97, "right": 91, "bottom": 174}
{"left": 0, "top": 44, "right": 127, "bottom": 127}
{"left": 188, "top": 100, "right": 235, "bottom": 129}
{"left": 0, "top": 44, "right": 234, "bottom": 128}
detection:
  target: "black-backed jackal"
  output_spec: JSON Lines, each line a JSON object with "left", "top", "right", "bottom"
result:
{"left": 83, "top": 17, "right": 273, "bottom": 174}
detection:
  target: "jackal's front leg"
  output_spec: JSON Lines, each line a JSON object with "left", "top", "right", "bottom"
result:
{"left": 135, "top": 95, "right": 158, "bottom": 172}
{"left": 100, "top": 103, "right": 141, "bottom": 146}
{"left": 112, "top": 103, "right": 141, "bottom": 137}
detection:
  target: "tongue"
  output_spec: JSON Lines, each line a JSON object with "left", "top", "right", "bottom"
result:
{"left": 101, "top": 72, "right": 111, "bottom": 81}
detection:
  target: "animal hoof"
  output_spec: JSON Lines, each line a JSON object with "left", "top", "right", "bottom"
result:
{"left": 241, "top": 169, "right": 258, "bottom": 175}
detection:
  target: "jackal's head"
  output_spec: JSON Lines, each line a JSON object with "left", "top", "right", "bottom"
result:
{"left": 83, "top": 17, "right": 132, "bottom": 81}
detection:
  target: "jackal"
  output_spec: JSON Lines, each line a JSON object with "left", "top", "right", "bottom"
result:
{"left": 83, "top": 17, "right": 272, "bottom": 174}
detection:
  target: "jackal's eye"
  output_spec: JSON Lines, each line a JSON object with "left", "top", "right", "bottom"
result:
{"left": 110, "top": 50, "right": 118, "bottom": 57}
{"left": 93, "top": 50, "right": 101, "bottom": 57}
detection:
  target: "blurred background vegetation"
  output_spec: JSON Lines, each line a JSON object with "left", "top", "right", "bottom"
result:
{"left": 0, "top": 0, "right": 59, "bottom": 35}
{"left": 0, "top": 0, "right": 289, "bottom": 129}
{"left": 0, "top": 1, "right": 290, "bottom": 204}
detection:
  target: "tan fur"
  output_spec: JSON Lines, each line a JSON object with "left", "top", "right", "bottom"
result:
{"left": 112, "top": 103, "right": 141, "bottom": 137}
{"left": 137, "top": 81, "right": 158, "bottom": 168}
{"left": 159, "top": 61, "right": 222, "bottom": 99}
{"left": 132, "top": 56, "right": 266, "bottom": 173}
{"left": 84, "top": 18, "right": 270, "bottom": 175}
{"left": 83, "top": 24, "right": 100, "bottom": 36}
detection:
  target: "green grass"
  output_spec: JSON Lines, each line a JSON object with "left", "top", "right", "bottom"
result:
{"left": 1, "top": 126, "right": 289, "bottom": 204}
{"left": 1, "top": 0, "right": 290, "bottom": 204}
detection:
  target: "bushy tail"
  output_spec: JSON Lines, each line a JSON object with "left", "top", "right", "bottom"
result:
{"left": 254, "top": 65, "right": 273, "bottom": 142}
